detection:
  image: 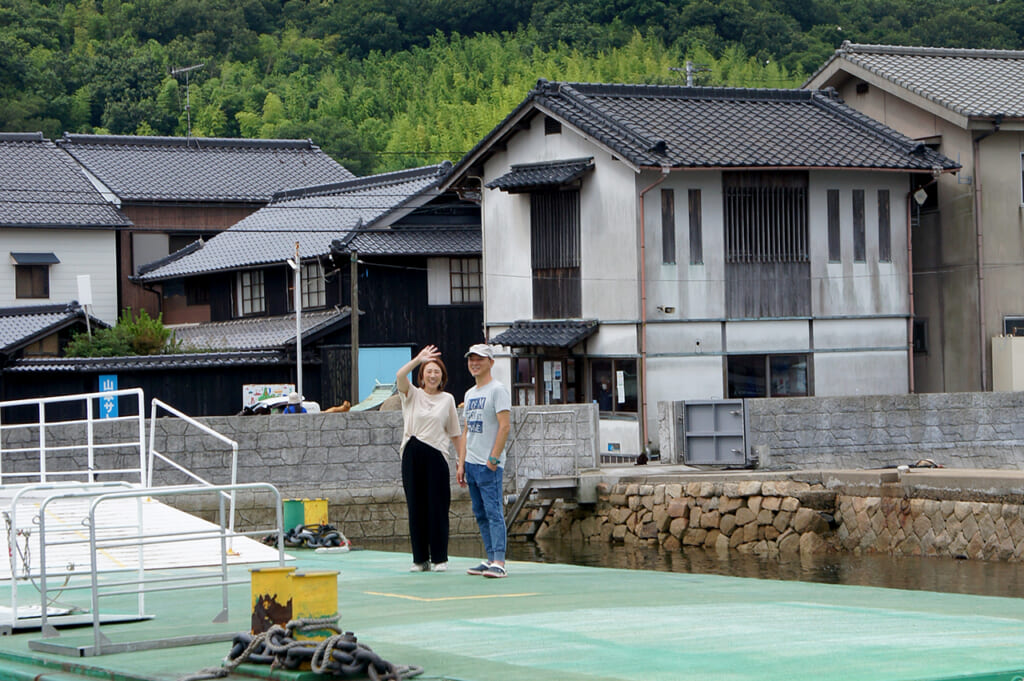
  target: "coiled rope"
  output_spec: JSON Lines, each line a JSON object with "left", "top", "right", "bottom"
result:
{"left": 177, "top": 617, "right": 423, "bottom": 681}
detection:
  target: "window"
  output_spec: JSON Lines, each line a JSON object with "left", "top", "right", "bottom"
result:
{"left": 236, "top": 270, "right": 265, "bottom": 316}
{"left": 450, "top": 257, "right": 482, "bottom": 303}
{"left": 1004, "top": 316, "right": 1024, "bottom": 336}
{"left": 688, "top": 189, "right": 703, "bottom": 265}
{"left": 590, "top": 358, "right": 638, "bottom": 414}
{"left": 15, "top": 265, "right": 49, "bottom": 298}
{"left": 727, "top": 354, "right": 809, "bottom": 398}
{"left": 511, "top": 356, "right": 578, "bottom": 406}
{"left": 287, "top": 261, "right": 326, "bottom": 310}
{"left": 544, "top": 116, "right": 562, "bottom": 135}
{"left": 878, "top": 189, "right": 891, "bottom": 263}
{"left": 852, "top": 189, "right": 865, "bottom": 262}
{"left": 531, "top": 190, "right": 581, "bottom": 318}
{"left": 913, "top": 319, "right": 929, "bottom": 354}
{"left": 661, "top": 189, "right": 676, "bottom": 264}
{"left": 723, "top": 172, "right": 810, "bottom": 317}
{"left": 11, "top": 252, "right": 58, "bottom": 299}
{"left": 827, "top": 189, "right": 840, "bottom": 262}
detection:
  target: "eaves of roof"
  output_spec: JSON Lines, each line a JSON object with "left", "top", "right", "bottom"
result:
{"left": 443, "top": 79, "right": 959, "bottom": 191}
{"left": 0, "top": 302, "right": 109, "bottom": 355}
{"left": 169, "top": 308, "right": 351, "bottom": 352}
{"left": 3, "top": 351, "right": 293, "bottom": 373}
{"left": 135, "top": 164, "right": 454, "bottom": 282}
{"left": 803, "top": 41, "right": 1024, "bottom": 121}
{"left": 331, "top": 226, "right": 481, "bottom": 257}
{"left": 491, "top": 320, "right": 599, "bottom": 349}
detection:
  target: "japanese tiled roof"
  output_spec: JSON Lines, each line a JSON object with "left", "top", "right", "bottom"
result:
{"left": 491, "top": 320, "right": 599, "bottom": 348}
{"left": 0, "top": 133, "right": 132, "bottom": 228}
{"left": 0, "top": 302, "right": 108, "bottom": 354}
{"left": 486, "top": 158, "right": 594, "bottom": 192}
{"left": 56, "top": 134, "right": 355, "bottom": 203}
{"left": 806, "top": 42, "right": 1024, "bottom": 118}
{"left": 4, "top": 351, "right": 290, "bottom": 373}
{"left": 169, "top": 308, "right": 350, "bottom": 351}
{"left": 136, "top": 163, "right": 454, "bottom": 281}
{"left": 449, "top": 80, "right": 958, "bottom": 176}
{"left": 334, "top": 225, "right": 481, "bottom": 256}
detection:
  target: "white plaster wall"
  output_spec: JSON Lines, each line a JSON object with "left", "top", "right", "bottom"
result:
{"left": 642, "top": 171, "right": 724, "bottom": 320}
{"left": 598, "top": 419, "right": 641, "bottom": 458}
{"left": 814, "top": 317, "right": 907, "bottom": 350}
{"left": 586, "top": 323, "right": 637, "bottom": 355}
{"left": 725, "top": 320, "right": 810, "bottom": 353}
{"left": 814, "top": 350, "right": 908, "bottom": 395}
{"left": 647, "top": 355, "right": 725, "bottom": 402}
{"left": 480, "top": 116, "right": 640, "bottom": 326}
{"left": 647, "top": 320, "right": 721, "bottom": 355}
{"left": 1, "top": 229, "right": 118, "bottom": 323}
{"left": 809, "top": 170, "right": 909, "bottom": 318}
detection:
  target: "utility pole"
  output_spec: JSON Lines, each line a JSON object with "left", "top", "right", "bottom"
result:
{"left": 170, "top": 63, "right": 204, "bottom": 138}
{"left": 350, "top": 250, "right": 359, "bottom": 404}
{"left": 287, "top": 243, "right": 303, "bottom": 399}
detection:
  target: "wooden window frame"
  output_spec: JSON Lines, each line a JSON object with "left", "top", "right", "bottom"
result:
{"left": 15, "top": 264, "right": 49, "bottom": 299}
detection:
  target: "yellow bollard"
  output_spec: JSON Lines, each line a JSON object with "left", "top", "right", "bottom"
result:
{"left": 250, "top": 566, "right": 296, "bottom": 634}
{"left": 289, "top": 570, "right": 339, "bottom": 641}
{"left": 303, "top": 498, "right": 329, "bottom": 527}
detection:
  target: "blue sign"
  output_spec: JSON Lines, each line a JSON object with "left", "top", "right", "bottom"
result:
{"left": 99, "top": 374, "right": 118, "bottom": 419}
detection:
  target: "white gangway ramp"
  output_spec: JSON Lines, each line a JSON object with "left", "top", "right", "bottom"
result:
{"left": 1, "top": 484, "right": 282, "bottom": 581}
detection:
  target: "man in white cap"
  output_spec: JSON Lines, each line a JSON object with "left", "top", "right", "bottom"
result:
{"left": 282, "top": 392, "right": 306, "bottom": 414}
{"left": 457, "top": 343, "right": 511, "bottom": 578}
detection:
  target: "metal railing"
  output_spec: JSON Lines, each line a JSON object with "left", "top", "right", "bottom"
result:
{"left": 4, "top": 481, "right": 135, "bottom": 629}
{"left": 147, "top": 398, "right": 239, "bottom": 536}
{"left": 35, "top": 482, "right": 284, "bottom": 655}
{"left": 0, "top": 388, "right": 147, "bottom": 485}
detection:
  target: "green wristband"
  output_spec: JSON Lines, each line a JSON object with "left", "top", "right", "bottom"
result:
{"left": 488, "top": 456, "right": 500, "bottom": 465}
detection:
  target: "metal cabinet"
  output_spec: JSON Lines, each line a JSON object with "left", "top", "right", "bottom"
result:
{"left": 682, "top": 400, "right": 747, "bottom": 466}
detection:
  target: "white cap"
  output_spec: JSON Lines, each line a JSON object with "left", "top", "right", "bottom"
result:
{"left": 287, "top": 392, "right": 302, "bottom": 404}
{"left": 464, "top": 343, "right": 494, "bottom": 359}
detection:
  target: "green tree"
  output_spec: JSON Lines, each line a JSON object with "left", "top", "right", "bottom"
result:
{"left": 66, "top": 309, "right": 176, "bottom": 358}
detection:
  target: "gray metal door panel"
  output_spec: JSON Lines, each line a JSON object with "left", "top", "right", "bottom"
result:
{"left": 683, "top": 400, "right": 746, "bottom": 466}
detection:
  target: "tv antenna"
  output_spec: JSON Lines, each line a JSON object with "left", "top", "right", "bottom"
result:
{"left": 170, "top": 63, "right": 204, "bottom": 138}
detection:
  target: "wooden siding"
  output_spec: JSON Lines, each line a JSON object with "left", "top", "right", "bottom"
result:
{"left": 726, "top": 262, "right": 811, "bottom": 318}
{"left": 532, "top": 268, "right": 581, "bottom": 319}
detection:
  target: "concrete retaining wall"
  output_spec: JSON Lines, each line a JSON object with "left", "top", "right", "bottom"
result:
{"left": 0, "top": 403, "right": 598, "bottom": 540}
{"left": 662, "top": 391, "right": 1024, "bottom": 470}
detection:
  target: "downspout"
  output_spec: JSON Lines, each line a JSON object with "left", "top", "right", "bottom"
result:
{"left": 906, "top": 194, "right": 915, "bottom": 393}
{"left": 637, "top": 166, "right": 670, "bottom": 455}
{"left": 973, "top": 114, "right": 1002, "bottom": 391}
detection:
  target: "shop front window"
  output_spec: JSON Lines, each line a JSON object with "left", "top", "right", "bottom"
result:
{"left": 590, "top": 358, "right": 638, "bottom": 414}
{"left": 727, "top": 354, "right": 809, "bottom": 398}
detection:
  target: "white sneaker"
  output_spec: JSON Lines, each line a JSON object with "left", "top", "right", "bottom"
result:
{"left": 432, "top": 562, "right": 448, "bottom": 572}
{"left": 409, "top": 562, "right": 431, "bottom": 572}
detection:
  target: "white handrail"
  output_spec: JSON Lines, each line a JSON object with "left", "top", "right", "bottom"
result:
{"left": 0, "top": 388, "right": 147, "bottom": 486}
{"left": 147, "top": 398, "right": 240, "bottom": 537}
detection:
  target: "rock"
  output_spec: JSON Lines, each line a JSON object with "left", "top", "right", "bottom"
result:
{"left": 799, "top": 531, "right": 827, "bottom": 555}
{"left": 735, "top": 507, "right": 757, "bottom": 526}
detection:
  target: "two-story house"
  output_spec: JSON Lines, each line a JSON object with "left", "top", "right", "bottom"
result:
{"left": 0, "top": 132, "right": 131, "bottom": 324}
{"left": 442, "top": 80, "right": 958, "bottom": 457}
{"left": 805, "top": 43, "right": 1024, "bottom": 393}
{"left": 55, "top": 134, "right": 354, "bottom": 321}
{"left": 136, "top": 163, "right": 482, "bottom": 407}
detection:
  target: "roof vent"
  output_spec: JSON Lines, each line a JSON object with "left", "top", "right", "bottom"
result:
{"left": 649, "top": 139, "right": 668, "bottom": 155}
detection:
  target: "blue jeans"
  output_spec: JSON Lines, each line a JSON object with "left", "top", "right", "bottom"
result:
{"left": 465, "top": 462, "right": 506, "bottom": 563}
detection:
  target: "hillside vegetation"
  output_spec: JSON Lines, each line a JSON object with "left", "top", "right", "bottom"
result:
{"left": 3, "top": 0, "right": 1022, "bottom": 173}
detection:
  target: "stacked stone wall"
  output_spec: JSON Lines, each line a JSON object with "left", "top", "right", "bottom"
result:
{"left": 537, "top": 480, "right": 836, "bottom": 557}
{"left": 538, "top": 479, "right": 1024, "bottom": 563}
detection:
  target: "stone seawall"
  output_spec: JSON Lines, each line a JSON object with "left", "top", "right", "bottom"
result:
{"left": 533, "top": 470, "right": 1024, "bottom": 563}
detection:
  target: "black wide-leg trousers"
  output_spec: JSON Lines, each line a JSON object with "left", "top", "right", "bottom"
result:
{"left": 401, "top": 437, "right": 451, "bottom": 564}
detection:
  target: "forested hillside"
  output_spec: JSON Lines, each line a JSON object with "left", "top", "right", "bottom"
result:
{"left": 3, "top": 0, "right": 1022, "bottom": 173}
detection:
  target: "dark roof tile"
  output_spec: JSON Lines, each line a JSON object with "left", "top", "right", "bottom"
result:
{"left": 0, "top": 302, "right": 108, "bottom": 354}
{"left": 0, "top": 134, "right": 132, "bottom": 228}
{"left": 170, "top": 308, "right": 350, "bottom": 351}
{"left": 491, "top": 320, "right": 599, "bottom": 348}
{"left": 486, "top": 158, "right": 594, "bottom": 192}
{"left": 56, "top": 134, "right": 355, "bottom": 203}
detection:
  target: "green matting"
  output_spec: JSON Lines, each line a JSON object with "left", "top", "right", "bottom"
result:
{"left": 1, "top": 549, "right": 1023, "bottom": 681}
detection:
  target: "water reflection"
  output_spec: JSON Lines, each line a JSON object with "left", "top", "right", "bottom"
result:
{"left": 360, "top": 536, "right": 1024, "bottom": 599}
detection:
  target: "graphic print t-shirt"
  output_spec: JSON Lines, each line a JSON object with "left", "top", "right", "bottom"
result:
{"left": 462, "top": 379, "right": 511, "bottom": 467}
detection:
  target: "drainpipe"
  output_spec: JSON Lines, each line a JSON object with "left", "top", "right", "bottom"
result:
{"left": 973, "top": 115, "right": 1002, "bottom": 391}
{"left": 637, "top": 167, "right": 670, "bottom": 455}
{"left": 906, "top": 193, "right": 915, "bottom": 393}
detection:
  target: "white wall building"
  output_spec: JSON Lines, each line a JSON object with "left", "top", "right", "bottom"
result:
{"left": 444, "top": 80, "right": 958, "bottom": 458}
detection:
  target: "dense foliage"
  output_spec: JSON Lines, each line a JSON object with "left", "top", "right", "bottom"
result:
{"left": 3, "top": 0, "right": 1022, "bottom": 173}
{"left": 66, "top": 308, "right": 177, "bottom": 357}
